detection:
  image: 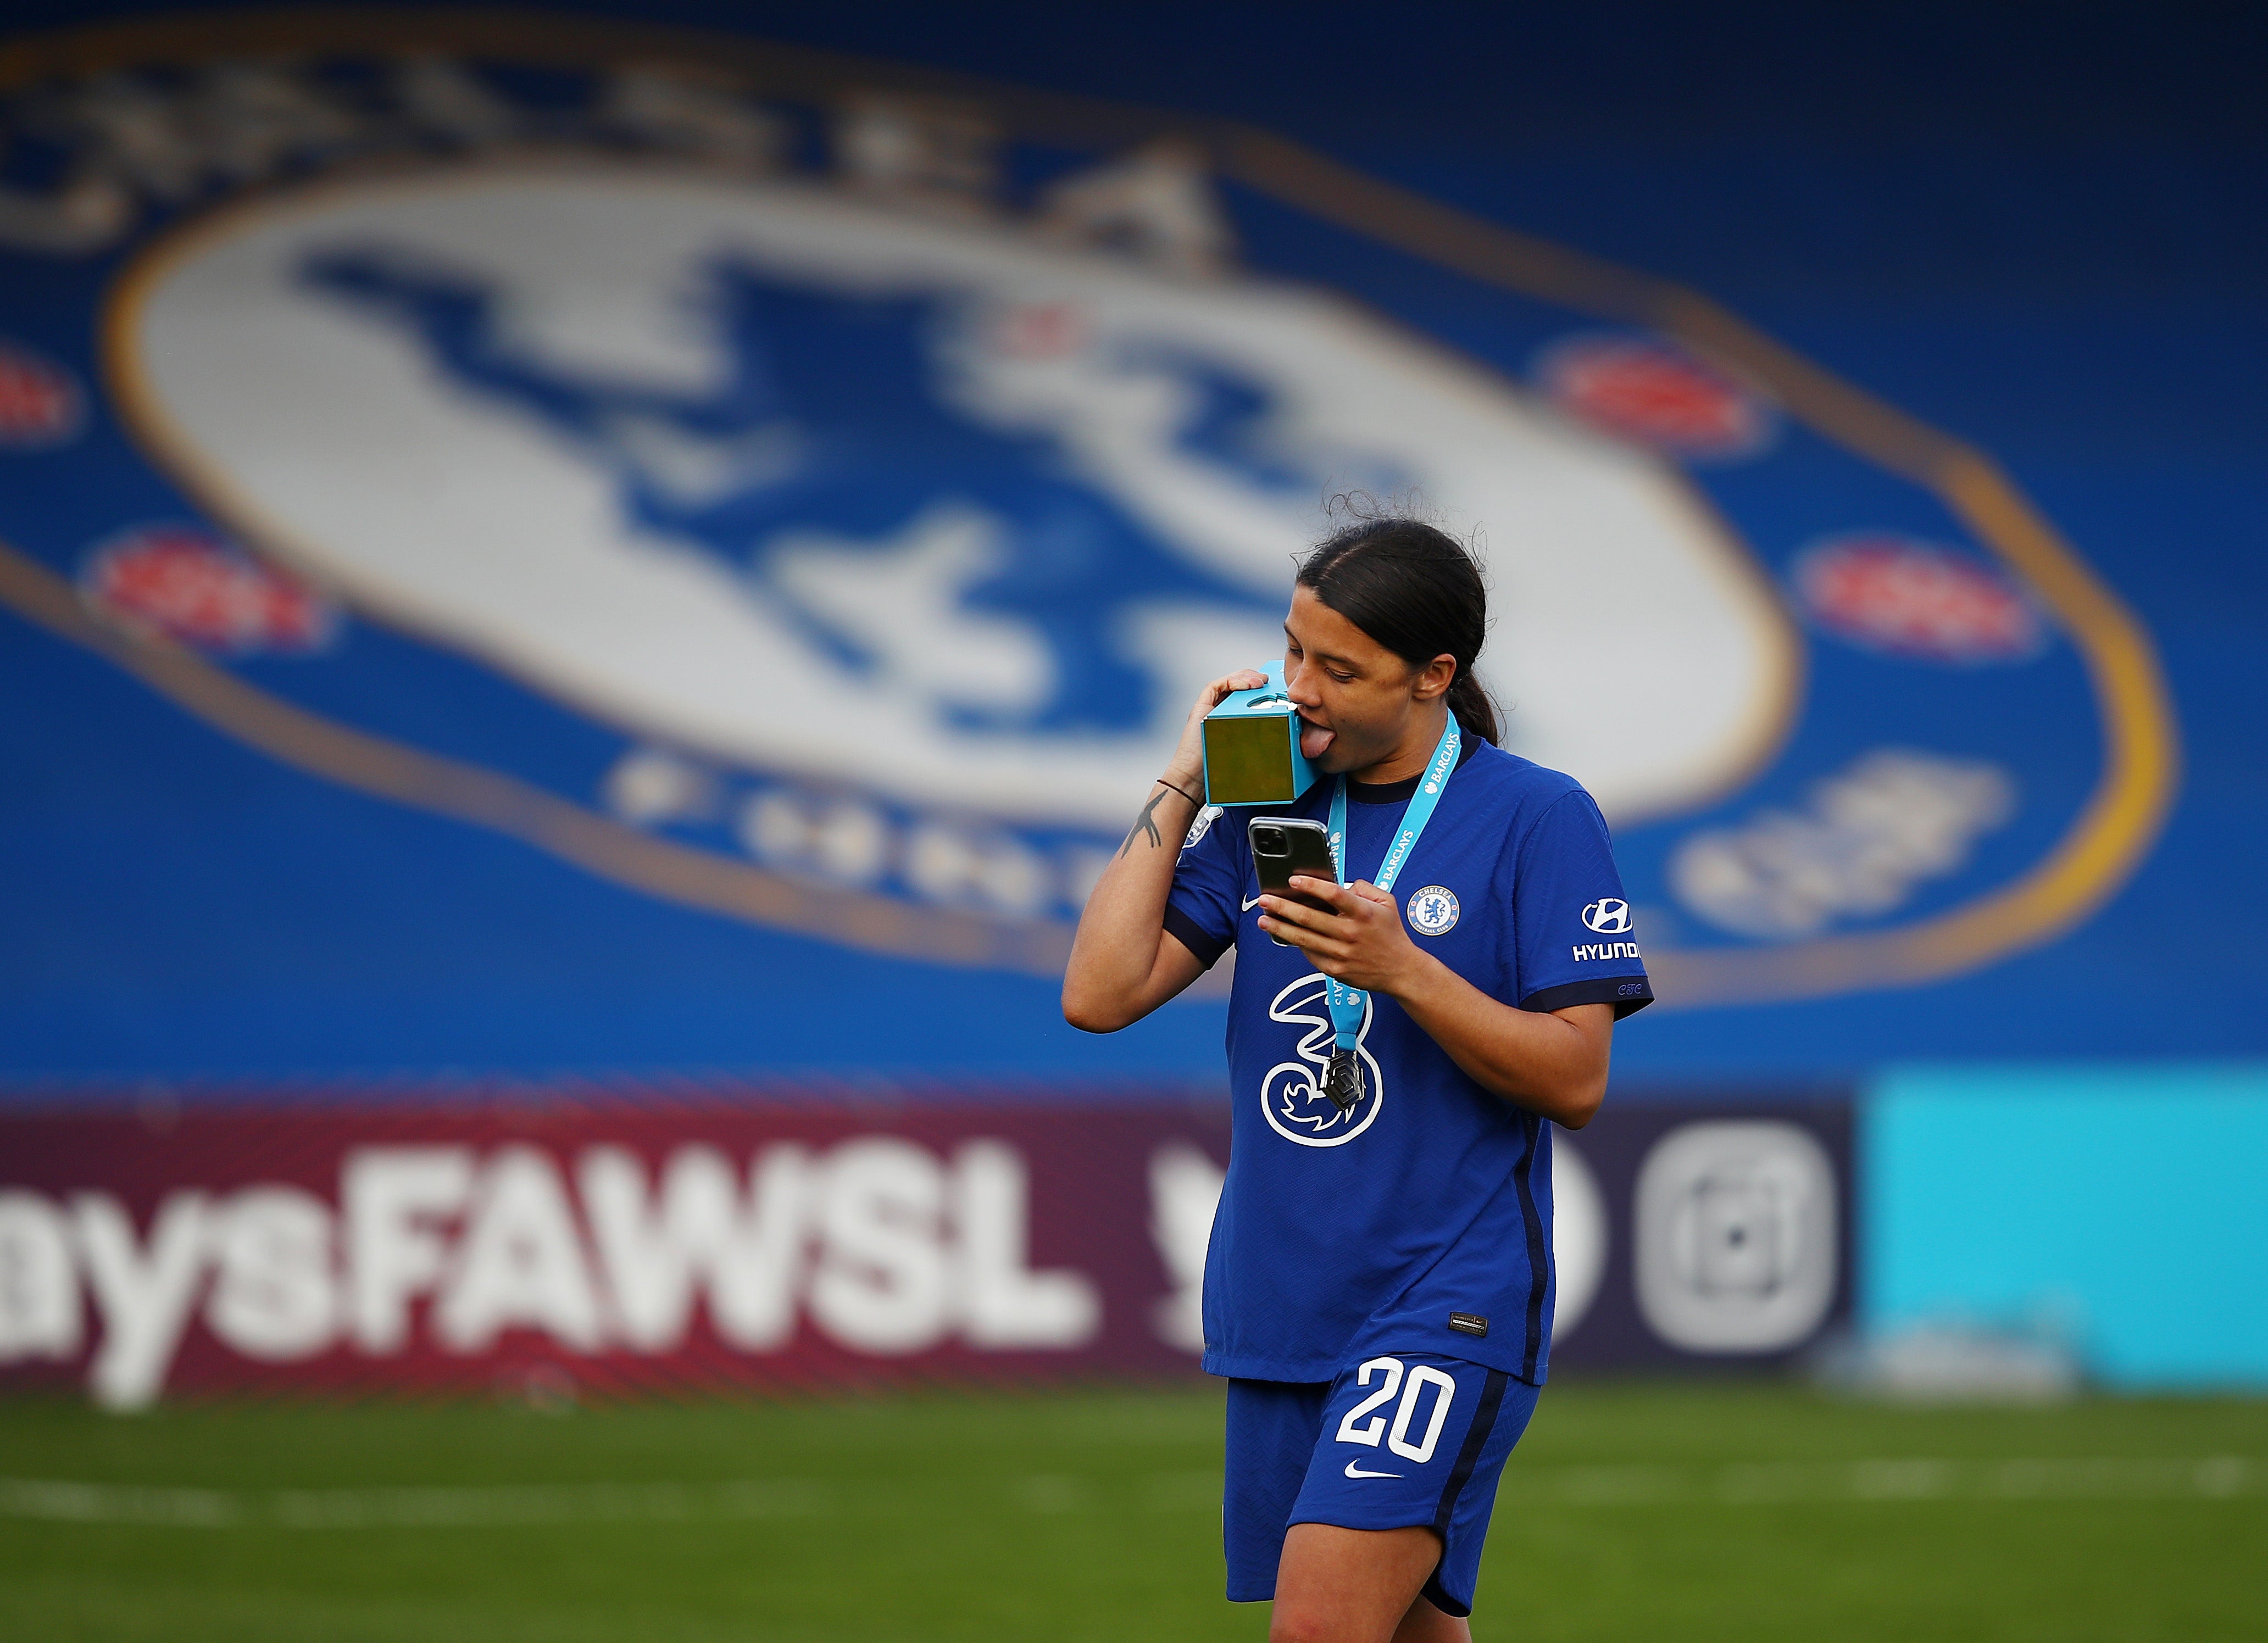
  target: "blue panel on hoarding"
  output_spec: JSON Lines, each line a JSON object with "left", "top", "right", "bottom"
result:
{"left": 1864, "top": 1067, "right": 2268, "bottom": 1388}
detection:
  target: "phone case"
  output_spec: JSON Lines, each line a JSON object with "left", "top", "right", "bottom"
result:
{"left": 1248, "top": 817, "right": 1338, "bottom": 943}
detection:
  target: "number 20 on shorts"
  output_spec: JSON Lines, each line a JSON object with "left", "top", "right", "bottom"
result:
{"left": 1335, "top": 1357, "right": 1457, "bottom": 1464}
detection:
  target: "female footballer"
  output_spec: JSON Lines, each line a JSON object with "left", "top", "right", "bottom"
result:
{"left": 1064, "top": 516, "right": 1651, "bottom": 1643}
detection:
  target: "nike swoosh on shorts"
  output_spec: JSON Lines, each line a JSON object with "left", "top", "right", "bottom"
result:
{"left": 1343, "top": 1460, "right": 1400, "bottom": 1479}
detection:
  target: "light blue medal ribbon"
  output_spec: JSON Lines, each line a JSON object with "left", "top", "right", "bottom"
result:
{"left": 1320, "top": 714, "right": 1461, "bottom": 1113}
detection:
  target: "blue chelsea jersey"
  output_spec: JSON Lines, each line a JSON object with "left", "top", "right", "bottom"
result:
{"left": 1164, "top": 738, "right": 1651, "bottom": 1386}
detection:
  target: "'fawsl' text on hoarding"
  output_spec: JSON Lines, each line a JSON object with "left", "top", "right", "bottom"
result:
{"left": 0, "top": 1105, "right": 1230, "bottom": 1406}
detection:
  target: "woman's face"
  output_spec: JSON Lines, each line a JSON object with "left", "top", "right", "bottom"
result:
{"left": 1281, "top": 584, "right": 1454, "bottom": 776}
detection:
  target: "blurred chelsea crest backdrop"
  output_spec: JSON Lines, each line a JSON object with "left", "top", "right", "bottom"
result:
{"left": 0, "top": 9, "right": 2255, "bottom": 1407}
{"left": 0, "top": 12, "right": 2175, "bottom": 1010}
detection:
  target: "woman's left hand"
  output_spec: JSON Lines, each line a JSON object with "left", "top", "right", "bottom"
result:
{"left": 1257, "top": 878, "right": 1434, "bottom": 998}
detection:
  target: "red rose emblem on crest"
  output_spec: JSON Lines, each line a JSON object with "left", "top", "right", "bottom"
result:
{"left": 1537, "top": 333, "right": 1773, "bottom": 459}
{"left": 80, "top": 527, "right": 338, "bottom": 654}
{"left": 0, "top": 343, "right": 82, "bottom": 447}
{"left": 1792, "top": 534, "right": 2045, "bottom": 664}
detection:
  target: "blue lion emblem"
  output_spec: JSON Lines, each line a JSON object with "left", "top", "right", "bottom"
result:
{"left": 298, "top": 244, "right": 1387, "bottom": 739}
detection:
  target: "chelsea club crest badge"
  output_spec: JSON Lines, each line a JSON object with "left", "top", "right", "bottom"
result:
{"left": 0, "top": 10, "right": 2176, "bottom": 1013}
{"left": 1405, "top": 885, "right": 1460, "bottom": 937}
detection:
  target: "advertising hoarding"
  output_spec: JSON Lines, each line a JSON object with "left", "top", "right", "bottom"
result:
{"left": 0, "top": 1091, "right": 1853, "bottom": 1406}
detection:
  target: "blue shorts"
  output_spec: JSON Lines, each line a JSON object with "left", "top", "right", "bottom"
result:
{"left": 1224, "top": 1353, "right": 1540, "bottom": 1618}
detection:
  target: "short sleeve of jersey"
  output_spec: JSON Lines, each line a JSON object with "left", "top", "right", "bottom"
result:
{"left": 1508, "top": 790, "right": 1654, "bottom": 1018}
{"left": 1163, "top": 806, "right": 1241, "bottom": 970}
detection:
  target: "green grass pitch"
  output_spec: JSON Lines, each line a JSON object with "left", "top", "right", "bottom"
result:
{"left": 1, "top": 1382, "right": 2261, "bottom": 1640}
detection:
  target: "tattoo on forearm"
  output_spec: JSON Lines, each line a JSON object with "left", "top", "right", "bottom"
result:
{"left": 1120, "top": 788, "right": 1170, "bottom": 857}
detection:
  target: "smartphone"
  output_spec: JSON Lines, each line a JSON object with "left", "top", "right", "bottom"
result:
{"left": 1247, "top": 816, "right": 1339, "bottom": 944}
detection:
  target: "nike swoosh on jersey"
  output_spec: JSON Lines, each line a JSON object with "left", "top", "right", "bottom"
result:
{"left": 1242, "top": 894, "right": 1264, "bottom": 911}
{"left": 1343, "top": 1461, "right": 1401, "bottom": 1479}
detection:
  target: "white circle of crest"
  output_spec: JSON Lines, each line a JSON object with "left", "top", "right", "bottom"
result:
{"left": 123, "top": 164, "right": 1795, "bottom": 832}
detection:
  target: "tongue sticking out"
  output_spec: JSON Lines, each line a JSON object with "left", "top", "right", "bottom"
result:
{"left": 1299, "top": 721, "right": 1336, "bottom": 760}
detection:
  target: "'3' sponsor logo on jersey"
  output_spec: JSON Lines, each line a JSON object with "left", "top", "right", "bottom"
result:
{"left": 1259, "top": 976, "right": 1385, "bottom": 1148}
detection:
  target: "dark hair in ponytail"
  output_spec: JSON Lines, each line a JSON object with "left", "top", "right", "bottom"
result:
{"left": 1296, "top": 512, "right": 1499, "bottom": 745}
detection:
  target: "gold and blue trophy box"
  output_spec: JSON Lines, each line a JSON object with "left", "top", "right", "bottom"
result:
{"left": 1201, "top": 661, "right": 1320, "bottom": 807}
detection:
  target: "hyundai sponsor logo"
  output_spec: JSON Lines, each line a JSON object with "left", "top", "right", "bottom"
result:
{"left": 1581, "top": 898, "right": 1632, "bottom": 933}
{"left": 1572, "top": 940, "right": 1643, "bottom": 963}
